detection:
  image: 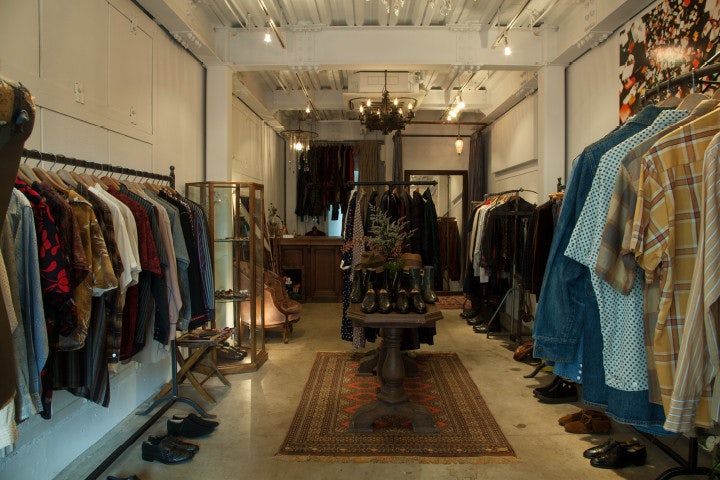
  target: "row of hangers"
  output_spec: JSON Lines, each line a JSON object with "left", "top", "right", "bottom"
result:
{"left": 16, "top": 153, "right": 175, "bottom": 196}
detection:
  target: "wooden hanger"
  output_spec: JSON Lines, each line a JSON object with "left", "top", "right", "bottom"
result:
{"left": 712, "top": 88, "right": 720, "bottom": 100}
{"left": 658, "top": 94, "right": 681, "bottom": 107}
{"left": 32, "top": 156, "right": 68, "bottom": 193}
{"left": 17, "top": 154, "right": 40, "bottom": 184}
{"left": 677, "top": 93, "right": 708, "bottom": 110}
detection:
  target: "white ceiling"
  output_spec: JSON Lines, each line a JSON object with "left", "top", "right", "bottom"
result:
{"left": 135, "top": 0, "right": 654, "bottom": 135}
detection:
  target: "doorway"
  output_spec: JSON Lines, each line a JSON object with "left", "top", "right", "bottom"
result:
{"left": 405, "top": 170, "right": 468, "bottom": 293}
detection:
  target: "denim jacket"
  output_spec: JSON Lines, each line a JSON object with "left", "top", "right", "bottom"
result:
{"left": 533, "top": 106, "right": 668, "bottom": 363}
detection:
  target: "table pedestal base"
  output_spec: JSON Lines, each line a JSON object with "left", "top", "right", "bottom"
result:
{"left": 348, "top": 399, "right": 438, "bottom": 433}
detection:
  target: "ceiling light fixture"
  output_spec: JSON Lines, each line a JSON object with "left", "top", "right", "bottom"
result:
{"left": 263, "top": 25, "right": 272, "bottom": 43}
{"left": 350, "top": 70, "right": 415, "bottom": 135}
{"left": 280, "top": 115, "right": 317, "bottom": 173}
{"left": 504, "top": 37, "right": 512, "bottom": 56}
{"left": 454, "top": 124, "right": 464, "bottom": 155}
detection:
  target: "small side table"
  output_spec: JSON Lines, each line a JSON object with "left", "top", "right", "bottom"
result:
{"left": 346, "top": 304, "right": 443, "bottom": 433}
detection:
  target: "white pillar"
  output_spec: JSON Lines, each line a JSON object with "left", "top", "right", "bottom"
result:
{"left": 537, "top": 65, "right": 566, "bottom": 197}
{"left": 205, "top": 65, "right": 234, "bottom": 181}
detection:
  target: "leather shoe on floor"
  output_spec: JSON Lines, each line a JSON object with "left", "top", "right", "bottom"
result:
{"left": 564, "top": 413, "right": 612, "bottom": 434}
{"left": 535, "top": 378, "right": 578, "bottom": 404}
{"left": 167, "top": 418, "right": 214, "bottom": 438}
{"left": 460, "top": 309, "right": 479, "bottom": 319}
{"left": 590, "top": 442, "right": 646, "bottom": 469}
{"left": 583, "top": 438, "right": 639, "bottom": 459}
{"left": 534, "top": 375, "right": 561, "bottom": 397}
{"left": 147, "top": 434, "right": 200, "bottom": 453}
{"left": 558, "top": 408, "right": 607, "bottom": 425}
{"left": 173, "top": 412, "right": 219, "bottom": 429}
{"left": 141, "top": 441, "right": 194, "bottom": 464}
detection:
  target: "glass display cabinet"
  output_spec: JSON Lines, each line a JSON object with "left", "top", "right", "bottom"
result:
{"left": 186, "top": 182, "right": 267, "bottom": 373}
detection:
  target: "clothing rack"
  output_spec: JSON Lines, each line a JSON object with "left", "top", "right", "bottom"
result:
{"left": 476, "top": 188, "right": 536, "bottom": 344}
{"left": 22, "top": 148, "right": 175, "bottom": 187}
{"left": 635, "top": 430, "right": 710, "bottom": 480}
{"left": 311, "top": 140, "right": 384, "bottom": 145}
{"left": 640, "top": 62, "right": 720, "bottom": 103}
{"left": 348, "top": 180, "right": 437, "bottom": 187}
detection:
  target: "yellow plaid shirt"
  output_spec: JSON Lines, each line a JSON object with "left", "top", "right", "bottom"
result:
{"left": 631, "top": 108, "right": 720, "bottom": 423}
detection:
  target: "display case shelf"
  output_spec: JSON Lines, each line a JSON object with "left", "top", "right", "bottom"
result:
{"left": 186, "top": 182, "right": 267, "bottom": 374}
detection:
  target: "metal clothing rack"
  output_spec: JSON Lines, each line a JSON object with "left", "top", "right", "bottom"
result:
{"left": 348, "top": 180, "right": 437, "bottom": 187}
{"left": 477, "top": 188, "right": 537, "bottom": 344}
{"left": 22, "top": 148, "right": 175, "bottom": 187}
{"left": 640, "top": 62, "right": 720, "bottom": 104}
{"left": 635, "top": 430, "right": 711, "bottom": 480}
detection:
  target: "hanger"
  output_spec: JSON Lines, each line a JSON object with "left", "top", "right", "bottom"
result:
{"left": 677, "top": 93, "right": 708, "bottom": 110}
{"left": 17, "top": 151, "right": 40, "bottom": 183}
{"left": 658, "top": 94, "right": 681, "bottom": 107}
{"left": 33, "top": 155, "right": 69, "bottom": 192}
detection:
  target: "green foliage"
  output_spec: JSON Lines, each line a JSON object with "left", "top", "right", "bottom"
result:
{"left": 365, "top": 207, "right": 415, "bottom": 260}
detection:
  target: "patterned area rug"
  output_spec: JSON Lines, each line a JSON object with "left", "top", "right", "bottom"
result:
{"left": 277, "top": 351, "right": 516, "bottom": 463}
{"left": 434, "top": 294, "right": 467, "bottom": 310}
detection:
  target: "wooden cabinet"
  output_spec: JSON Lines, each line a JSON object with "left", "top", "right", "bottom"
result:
{"left": 279, "top": 237, "right": 343, "bottom": 302}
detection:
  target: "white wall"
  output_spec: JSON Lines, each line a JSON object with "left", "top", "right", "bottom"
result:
{"left": 565, "top": 36, "right": 620, "bottom": 172}
{"left": 0, "top": 0, "right": 204, "bottom": 478}
{"left": 486, "top": 95, "right": 540, "bottom": 205}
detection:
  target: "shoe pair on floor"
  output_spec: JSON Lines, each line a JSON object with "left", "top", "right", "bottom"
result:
{"left": 583, "top": 437, "right": 646, "bottom": 469}
{"left": 533, "top": 375, "right": 578, "bottom": 403}
{"left": 558, "top": 408, "right": 611, "bottom": 434}
{"left": 141, "top": 413, "right": 219, "bottom": 465}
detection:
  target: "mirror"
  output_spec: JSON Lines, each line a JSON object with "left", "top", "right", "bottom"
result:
{"left": 405, "top": 170, "right": 468, "bottom": 293}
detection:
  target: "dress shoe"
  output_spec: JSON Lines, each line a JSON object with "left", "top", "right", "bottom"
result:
{"left": 536, "top": 378, "right": 578, "bottom": 404}
{"left": 460, "top": 309, "right": 479, "bottom": 319}
{"left": 167, "top": 418, "right": 214, "bottom": 438}
{"left": 472, "top": 322, "right": 500, "bottom": 334}
{"left": 583, "top": 438, "right": 639, "bottom": 459}
{"left": 590, "top": 442, "right": 646, "bottom": 469}
{"left": 173, "top": 412, "right": 219, "bottom": 429}
{"left": 534, "top": 375, "right": 561, "bottom": 397}
{"left": 147, "top": 434, "right": 200, "bottom": 453}
{"left": 141, "top": 441, "right": 194, "bottom": 464}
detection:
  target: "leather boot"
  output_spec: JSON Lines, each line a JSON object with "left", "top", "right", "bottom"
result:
{"left": 408, "top": 267, "right": 427, "bottom": 314}
{"left": 377, "top": 268, "right": 393, "bottom": 313}
{"left": 361, "top": 269, "right": 378, "bottom": 313}
{"left": 349, "top": 267, "right": 365, "bottom": 303}
{"left": 394, "top": 270, "right": 410, "bottom": 314}
{"left": 422, "top": 265, "right": 438, "bottom": 304}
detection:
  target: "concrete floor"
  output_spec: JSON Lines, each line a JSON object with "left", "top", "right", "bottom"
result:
{"left": 60, "top": 303, "right": 711, "bottom": 480}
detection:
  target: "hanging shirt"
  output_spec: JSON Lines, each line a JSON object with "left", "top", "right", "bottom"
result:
{"left": 630, "top": 108, "right": 720, "bottom": 425}
{"left": 664, "top": 132, "right": 720, "bottom": 433}
{"left": 565, "top": 108, "right": 690, "bottom": 393}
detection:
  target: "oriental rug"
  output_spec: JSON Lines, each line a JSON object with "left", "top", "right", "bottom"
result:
{"left": 277, "top": 351, "right": 516, "bottom": 464}
{"left": 434, "top": 293, "right": 467, "bottom": 310}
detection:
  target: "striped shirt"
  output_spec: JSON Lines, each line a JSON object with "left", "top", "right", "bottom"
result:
{"left": 664, "top": 132, "right": 720, "bottom": 433}
{"left": 631, "top": 108, "right": 720, "bottom": 422}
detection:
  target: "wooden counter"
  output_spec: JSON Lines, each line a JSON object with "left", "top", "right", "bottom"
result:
{"left": 278, "top": 236, "right": 344, "bottom": 302}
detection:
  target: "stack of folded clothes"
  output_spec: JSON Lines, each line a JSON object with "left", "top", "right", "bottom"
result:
{"left": 140, "top": 413, "right": 220, "bottom": 465}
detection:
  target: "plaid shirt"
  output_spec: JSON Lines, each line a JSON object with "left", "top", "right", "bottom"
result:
{"left": 596, "top": 100, "right": 718, "bottom": 404}
{"left": 665, "top": 132, "right": 720, "bottom": 434}
{"left": 631, "top": 108, "right": 720, "bottom": 422}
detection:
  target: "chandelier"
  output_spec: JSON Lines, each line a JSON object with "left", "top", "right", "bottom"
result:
{"left": 350, "top": 71, "right": 416, "bottom": 135}
{"left": 280, "top": 116, "right": 317, "bottom": 172}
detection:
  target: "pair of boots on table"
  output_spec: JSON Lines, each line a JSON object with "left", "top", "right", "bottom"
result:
{"left": 350, "top": 253, "right": 437, "bottom": 314}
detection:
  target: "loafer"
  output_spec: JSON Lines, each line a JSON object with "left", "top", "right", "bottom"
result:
{"left": 167, "top": 418, "right": 214, "bottom": 438}
{"left": 141, "top": 441, "right": 193, "bottom": 464}
{"left": 590, "top": 442, "right": 646, "bottom": 469}
{"left": 147, "top": 434, "right": 200, "bottom": 453}
{"left": 583, "top": 438, "right": 639, "bottom": 459}
{"left": 173, "top": 412, "right": 219, "bottom": 429}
